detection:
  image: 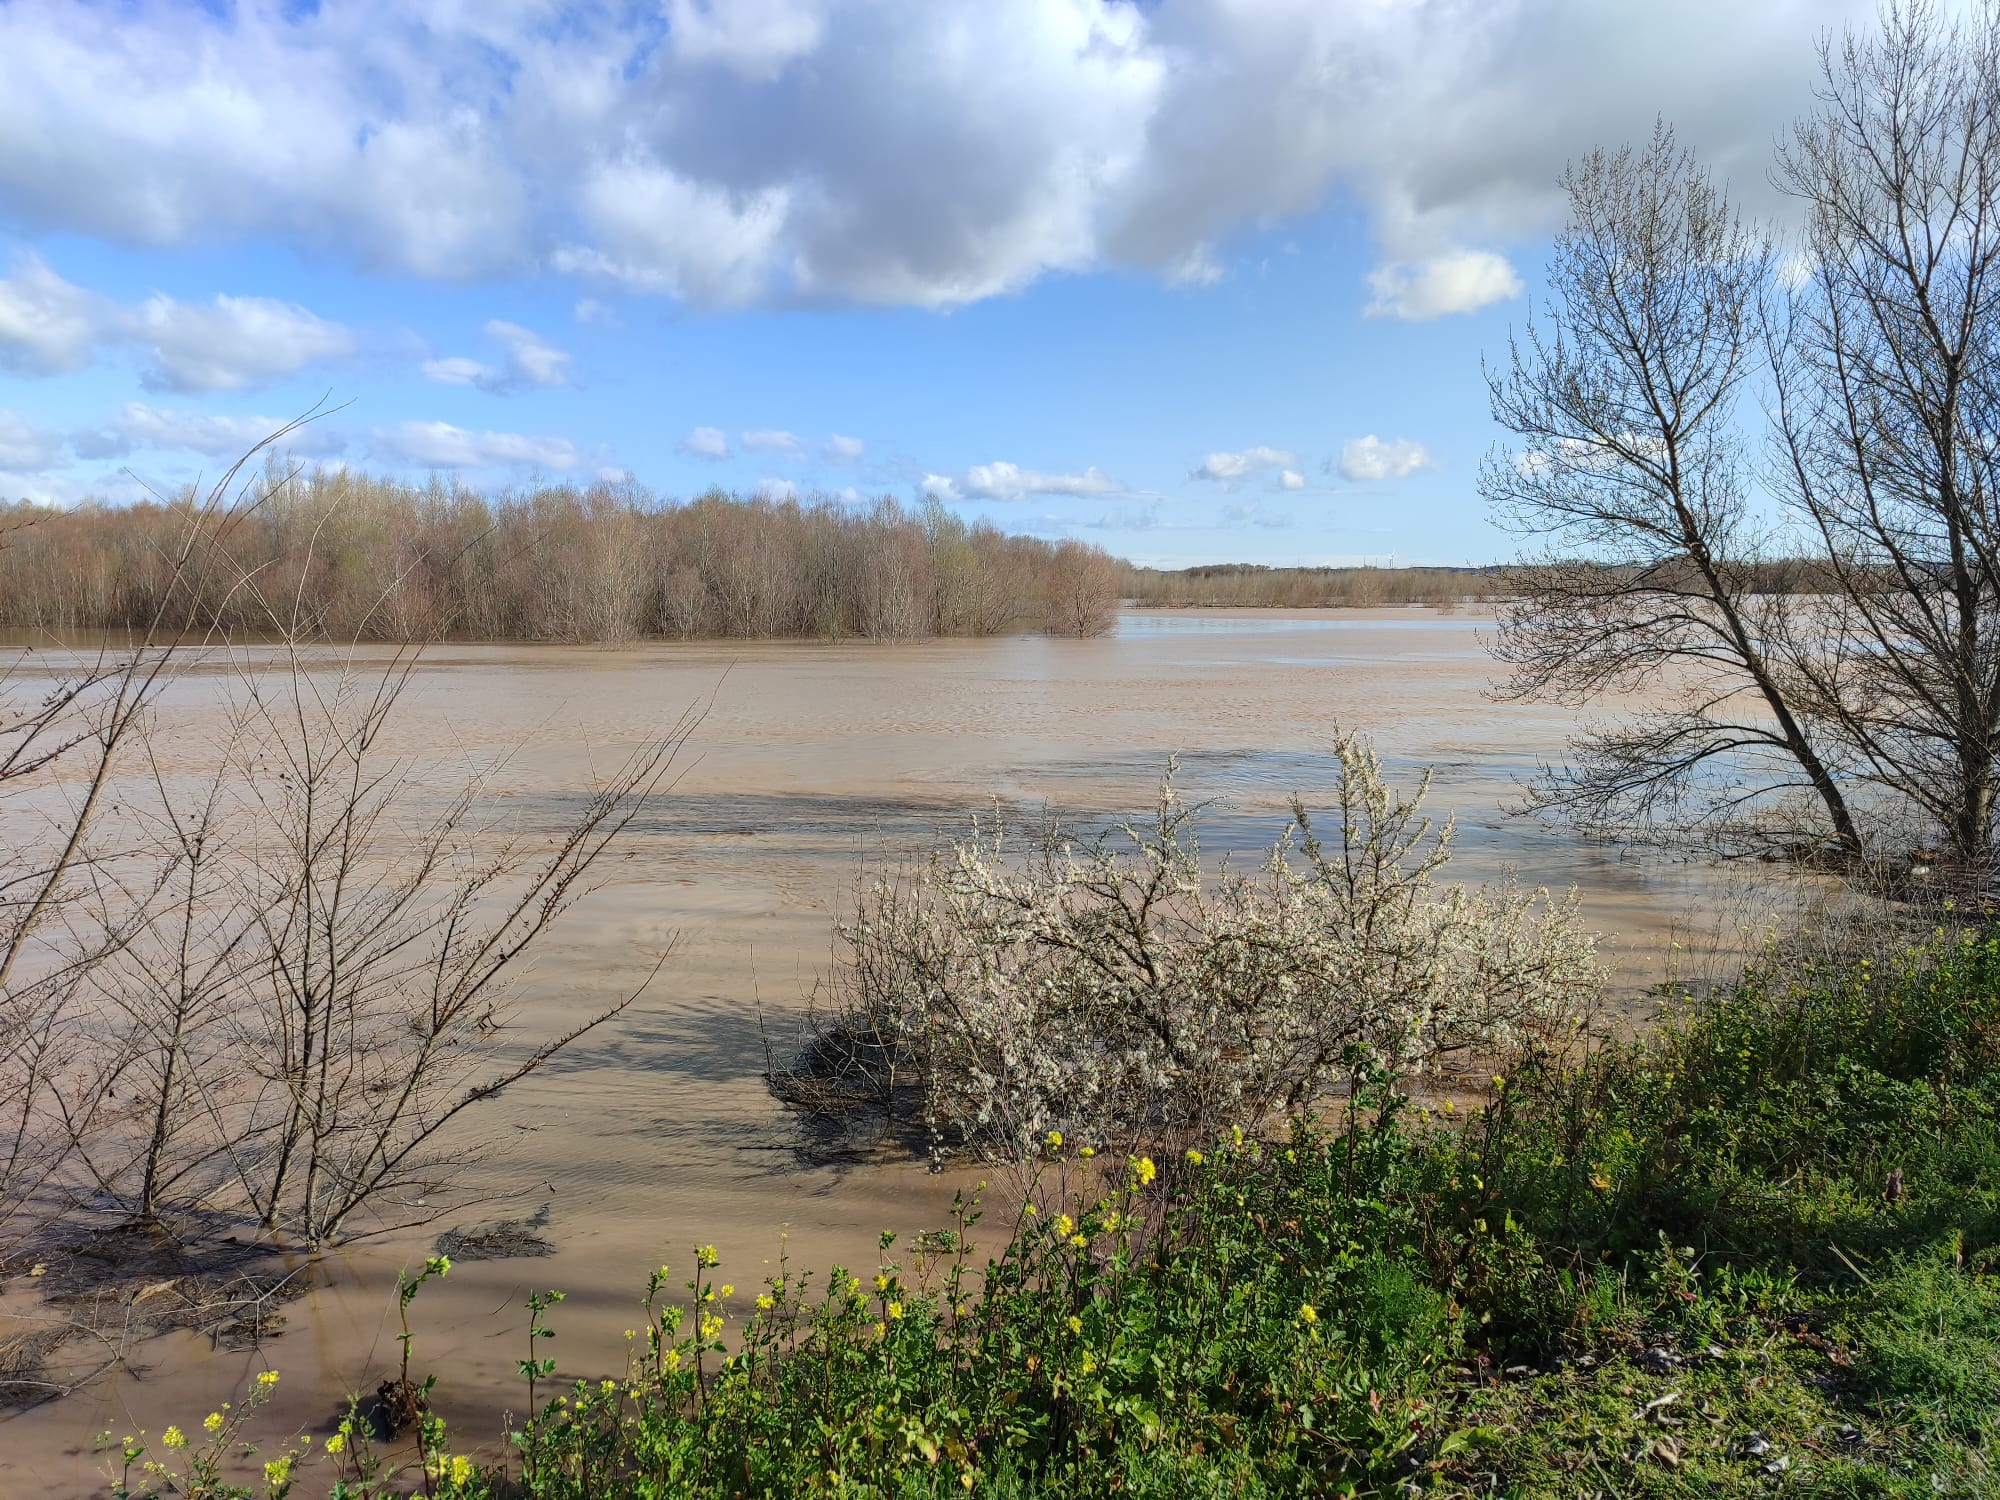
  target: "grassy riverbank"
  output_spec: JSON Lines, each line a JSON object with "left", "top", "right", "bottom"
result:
{"left": 115, "top": 930, "right": 2000, "bottom": 1498}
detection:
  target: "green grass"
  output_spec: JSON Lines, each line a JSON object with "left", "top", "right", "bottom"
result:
{"left": 107, "top": 931, "right": 2000, "bottom": 1498}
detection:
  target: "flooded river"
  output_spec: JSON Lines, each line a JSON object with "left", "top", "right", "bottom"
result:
{"left": 3, "top": 609, "right": 1772, "bottom": 1493}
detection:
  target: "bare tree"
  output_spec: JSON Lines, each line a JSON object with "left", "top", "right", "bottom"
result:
{"left": 217, "top": 643, "right": 688, "bottom": 1245}
{"left": 1484, "top": 123, "right": 1863, "bottom": 858}
{"left": 1043, "top": 539, "right": 1118, "bottom": 638}
{"left": 1769, "top": 0, "right": 2000, "bottom": 871}
{"left": 0, "top": 428, "right": 305, "bottom": 1257}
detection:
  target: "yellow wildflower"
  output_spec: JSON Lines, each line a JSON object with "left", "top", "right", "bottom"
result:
{"left": 1298, "top": 1304, "right": 1318, "bottom": 1326}
{"left": 1186, "top": 1149, "right": 1204, "bottom": 1165}
{"left": 1134, "top": 1156, "right": 1157, "bottom": 1185}
{"left": 756, "top": 1294, "right": 775, "bottom": 1310}
{"left": 450, "top": 1455, "right": 474, "bottom": 1485}
{"left": 1067, "top": 1315, "right": 1083, "bottom": 1334}
{"left": 719, "top": 1284, "right": 734, "bottom": 1298}
{"left": 325, "top": 1432, "right": 347, "bottom": 1456}
{"left": 256, "top": 1369, "right": 280, "bottom": 1387}
{"left": 1045, "top": 1130, "right": 1064, "bottom": 1149}
{"left": 264, "top": 1457, "right": 292, "bottom": 1486}
{"left": 697, "top": 1245, "right": 720, "bottom": 1268}
{"left": 203, "top": 1412, "right": 224, "bottom": 1435}
{"left": 887, "top": 1301, "right": 905, "bottom": 1320}
{"left": 1079, "top": 1146, "right": 1095, "bottom": 1159}
{"left": 1055, "top": 1214, "right": 1075, "bottom": 1237}
{"left": 162, "top": 1427, "right": 187, "bottom": 1450}
{"left": 875, "top": 1273, "right": 891, "bottom": 1293}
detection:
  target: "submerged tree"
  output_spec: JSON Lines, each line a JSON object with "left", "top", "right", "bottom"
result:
{"left": 1489, "top": 1, "right": 2000, "bottom": 874}
{"left": 1769, "top": 0, "right": 2000, "bottom": 870}
{"left": 1485, "top": 123, "right": 1861, "bottom": 858}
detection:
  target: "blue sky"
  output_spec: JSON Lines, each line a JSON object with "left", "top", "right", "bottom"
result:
{"left": 0, "top": 0, "right": 1870, "bottom": 566}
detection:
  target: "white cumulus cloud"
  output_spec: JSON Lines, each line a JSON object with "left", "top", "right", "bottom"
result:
{"left": 742, "top": 428, "right": 804, "bottom": 454}
{"left": 824, "top": 433, "right": 865, "bottom": 461}
{"left": 1192, "top": 446, "right": 1295, "bottom": 482}
{"left": 0, "top": 1, "right": 1867, "bottom": 312}
{"left": 1364, "top": 249, "right": 1522, "bottom": 321}
{"left": 0, "top": 410, "right": 64, "bottom": 470}
{"left": 678, "top": 425, "right": 732, "bottom": 459}
{"left": 0, "top": 254, "right": 353, "bottom": 389}
{"left": 754, "top": 476, "right": 800, "bottom": 501}
{"left": 1278, "top": 469, "right": 1306, "bottom": 490}
{"left": 920, "top": 473, "right": 961, "bottom": 501}
{"left": 72, "top": 402, "right": 347, "bottom": 460}
{"left": 373, "top": 421, "right": 580, "bottom": 471}
{"left": 424, "top": 320, "right": 570, "bottom": 392}
{"left": 0, "top": 253, "right": 103, "bottom": 375}
{"left": 129, "top": 292, "right": 356, "bottom": 393}
{"left": 963, "top": 461, "right": 1122, "bottom": 501}
{"left": 1339, "top": 435, "right": 1433, "bottom": 482}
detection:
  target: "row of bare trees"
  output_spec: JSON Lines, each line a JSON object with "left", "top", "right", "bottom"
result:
{"left": 0, "top": 472, "right": 1121, "bottom": 643}
{"left": 1489, "top": 1, "right": 2000, "bottom": 877}
{"left": 1, "top": 442, "right": 686, "bottom": 1267}
{"left": 1122, "top": 563, "right": 1500, "bottom": 610}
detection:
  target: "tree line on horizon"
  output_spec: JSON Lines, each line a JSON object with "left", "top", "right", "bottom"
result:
{"left": 0, "top": 467, "right": 1121, "bottom": 643}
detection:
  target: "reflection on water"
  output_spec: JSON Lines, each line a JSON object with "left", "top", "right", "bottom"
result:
{"left": 2, "top": 608, "right": 1763, "bottom": 1494}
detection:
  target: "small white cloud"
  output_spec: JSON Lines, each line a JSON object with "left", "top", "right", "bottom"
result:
{"left": 1278, "top": 469, "right": 1306, "bottom": 490}
{"left": 1364, "top": 249, "right": 1521, "bottom": 321}
{"left": 422, "top": 355, "right": 495, "bottom": 386}
{"left": 1339, "top": 434, "right": 1433, "bottom": 482}
{"left": 0, "top": 410, "right": 64, "bottom": 470}
{"left": 574, "top": 297, "right": 619, "bottom": 326}
{"left": 824, "top": 433, "right": 865, "bottom": 461}
{"left": 73, "top": 402, "right": 347, "bottom": 460}
{"left": 920, "top": 473, "right": 961, "bottom": 501}
{"left": 1164, "top": 246, "right": 1224, "bottom": 287}
{"left": 485, "top": 320, "right": 570, "bottom": 387}
{"left": 373, "top": 421, "right": 580, "bottom": 471}
{"left": 129, "top": 292, "right": 355, "bottom": 393}
{"left": 742, "top": 428, "right": 803, "bottom": 454}
{"left": 678, "top": 425, "right": 732, "bottom": 459}
{"left": 0, "top": 254, "right": 103, "bottom": 376}
{"left": 425, "top": 321, "right": 570, "bottom": 392}
{"left": 962, "top": 460, "right": 1122, "bottom": 501}
{"left": 1191, "top": 445, "right": 1295, "bottom": 482}
{"left": 753, "top": 475, "right": 799, "bottom": 500}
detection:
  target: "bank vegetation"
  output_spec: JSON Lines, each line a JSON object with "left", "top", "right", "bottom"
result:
{"left": 0, "top": 472, "right": 1120, "bottom": 643}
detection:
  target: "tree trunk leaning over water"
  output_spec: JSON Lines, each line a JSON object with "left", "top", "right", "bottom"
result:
{"left": 1483, "top": 124, "right": 1865, "bottom": 860}
{"left": 1489, "top": 2, "right": 2000, "bottom": 876}
{"left": 1769, "top": 0, "right": 2000, "bottom": 874}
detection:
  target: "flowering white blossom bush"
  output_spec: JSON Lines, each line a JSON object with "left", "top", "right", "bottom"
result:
{"left": 781, "top": 737, "right": 1602, "bottom": 1159}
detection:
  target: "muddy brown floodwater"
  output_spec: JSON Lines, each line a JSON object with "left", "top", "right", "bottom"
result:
{"left": 3, "top": 608, "right": 1772, "bottom": 1494}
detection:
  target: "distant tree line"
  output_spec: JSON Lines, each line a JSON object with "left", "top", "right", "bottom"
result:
{"left": 0, "top": 468, "right": 1121, "bottom": 642}
{"left": 1120, "top": 563, "right": 1502, "bottom": 610}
